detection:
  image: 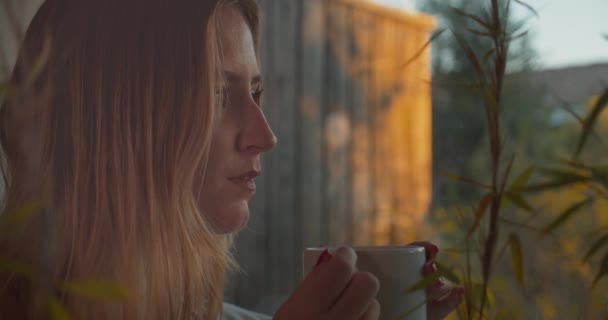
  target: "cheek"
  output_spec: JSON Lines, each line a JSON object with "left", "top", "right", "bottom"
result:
{"left": 195, "top": 126, "right": 250, "bottom": 233}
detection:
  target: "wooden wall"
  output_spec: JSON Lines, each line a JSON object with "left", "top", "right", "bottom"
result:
{"left": 225, "top": 0, "right": 436, "bottom": 314}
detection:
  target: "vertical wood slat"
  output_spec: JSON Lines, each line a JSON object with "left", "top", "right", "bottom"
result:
{"left": 299, "top": 0, "right": 325, "bottom": 250}
{"left": 266, "top": 0, "right": 298, "bottom": 311}
{"left": 326, "top": 1, "right": 350, "bottom": 245}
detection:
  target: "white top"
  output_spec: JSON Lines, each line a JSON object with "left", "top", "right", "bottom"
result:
{"left": 221, "top": 303, "right": 272, "bottom": 320}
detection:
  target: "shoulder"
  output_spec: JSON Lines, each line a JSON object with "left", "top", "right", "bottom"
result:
{"left": 221, "top": 303, "right": 272, "bottom": 320}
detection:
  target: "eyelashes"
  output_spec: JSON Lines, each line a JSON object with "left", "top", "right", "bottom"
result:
{"left": 215, "top": 86, "right": 264, "bottom": 109}
{"left": 251, "top": 87, "right": 264, "bottom": 105}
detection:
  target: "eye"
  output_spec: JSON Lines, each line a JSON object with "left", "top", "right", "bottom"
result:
{"left": 251, "top": 87, "right": 264, "bottom": 105}
{"left": 215, "top": 86, "right": 229, "bottom": 109}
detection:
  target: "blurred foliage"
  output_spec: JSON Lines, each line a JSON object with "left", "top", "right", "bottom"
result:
{"left": 421, "top": 0, "right": 546, "bottom": 206}
{"left": 419, "top": 0, "right": 608, "bottom": 319}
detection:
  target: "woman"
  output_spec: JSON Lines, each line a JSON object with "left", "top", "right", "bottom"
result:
{"left": 0, "top": 0, "right": 462, "bottom": 319}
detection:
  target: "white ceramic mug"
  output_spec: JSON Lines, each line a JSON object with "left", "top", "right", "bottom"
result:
{"left": 303, "top": 246, "right": 427, "bottom": 320}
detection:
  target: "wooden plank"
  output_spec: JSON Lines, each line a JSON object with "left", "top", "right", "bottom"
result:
{"left": 264, "top": 0, "right": 298, "bottom": 312}
{"left": 298, "top": 0, "right": 325, "bottom": 251}
{"left": 349, "top": 6, "right": 372, "bottom": 245}
{"left": 326, "top": 1, "right": 350, "bottom": 245}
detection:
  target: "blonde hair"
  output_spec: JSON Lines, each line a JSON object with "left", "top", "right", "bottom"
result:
{"left": 0, "top": 0, "right": 261, "bottom": 319}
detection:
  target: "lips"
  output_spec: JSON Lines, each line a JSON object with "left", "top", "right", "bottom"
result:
{"left": 228, "top": 170, "right": 260, "bottom": 192}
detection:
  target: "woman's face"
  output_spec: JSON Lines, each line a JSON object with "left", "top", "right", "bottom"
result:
{"left": 200, "top": 7, "right": 276, "bottom": 234}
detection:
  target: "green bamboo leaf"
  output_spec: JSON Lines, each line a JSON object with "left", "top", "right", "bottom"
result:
{"left": 575, "top": 88, "right": 608, "bottom": 158}
{"left": 510, "top": 166, "right": 535, "bottom": 191}
{"left": 0, "top": 257, "right": 32, "bottom": 276}
{"left": 48, "top": 296, "right": 71, "bottom": 320}
{"left": 464, "top": 26, "right": 494, "bottom": 38}
{"left": 398, "top": 29, "right": 446, "bottom": 71}
{"left": 542, "top": 197, "right": 594, "bottom": 235}
{"left": 504, "top": 192, "right": 534, "bottom": 213}
{"left": 509, "top": 233, "right": 524, "bottom": 286}
{"left": 60, "top": 280, "right": 130, "bottom": 301}
{"left": 592, "top": 251, "right": 608, "bottom": 288}
{"left": 435, "top": 260, "right": 460, "bottom": 284}
{"left": 403, "top": 273, "right": 441, "bottom": 294}
{"left": 466, "top": 193, "right": 494, "bottom": 239}
{"left": 524, "top": 176, "right": 590, "bottom": 193}
{"left": 450, "top": 6, "right": 493, "bottom": 31}
{"left": 513, "top": 0, "right": 539, "bottom": 17}
{"left": 452, "top": 30, "right": 487, "bottom": 89}
{"left": 584, "top": 234, "right": 608, "bottom": 262}
{"left": 443, "top": 172, "right": 491, "bottom": 190}
{"left": 506, "top": 30, "right": 530, "bottom": 41}
{"left": 537, "top": 167, "right": 589, "bottom": 180}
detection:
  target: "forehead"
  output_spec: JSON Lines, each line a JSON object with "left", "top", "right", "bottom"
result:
{"left": 217, "top": 7, "right": 259, "bottom": 78}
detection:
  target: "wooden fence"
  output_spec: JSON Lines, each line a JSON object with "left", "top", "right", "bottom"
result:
{"left": 225, "top": 0, "right": 436, "bottom": 314}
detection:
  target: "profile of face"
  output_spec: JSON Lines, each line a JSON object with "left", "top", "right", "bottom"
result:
{"left": 199, "top": 7, "right": 276, "bottom": 234}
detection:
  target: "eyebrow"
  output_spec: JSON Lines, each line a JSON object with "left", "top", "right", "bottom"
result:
{"left": 222, "top": 70, "right": 263, "bottom": 85}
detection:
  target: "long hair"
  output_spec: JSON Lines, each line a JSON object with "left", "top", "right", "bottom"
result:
{"left": 0, "top": 0, "right": 261, "bottom": 319}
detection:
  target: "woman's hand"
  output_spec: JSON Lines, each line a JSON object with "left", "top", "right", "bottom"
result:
{"left": 274, "top": 247, "right": 380, "bottom": 320}
{"left": 409, "top": 241, "right": 464, "bottom": 320}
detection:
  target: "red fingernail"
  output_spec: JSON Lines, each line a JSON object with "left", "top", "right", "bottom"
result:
{"left": 315, "top": 249, "right": 333, "bottom": 267}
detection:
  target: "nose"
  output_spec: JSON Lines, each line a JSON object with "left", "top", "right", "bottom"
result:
{"left": 237, "top": 103, "right": 277, "bottom": 154}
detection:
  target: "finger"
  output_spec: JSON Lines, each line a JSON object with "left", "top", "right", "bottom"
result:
{"left": 423, "top": 260, "right": 438, "bottom": 276}
{"left": 427, "top": 287, "right": 464, "bottom": 320}
{"left": 297, "top": 247, "right": 357, "bottom": 311}
{"left": 358, "top": 299, "right": 380, "bottom": 320}
{"left": 329, "top": 272, "right": 380, "bottom": 319}
{"left": 408, "top": 241, "right": 439, "bottom": 261}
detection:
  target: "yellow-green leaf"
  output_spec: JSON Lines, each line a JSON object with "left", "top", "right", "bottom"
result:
{"left": 509, "top": 233, "right": 524, "bottom": 286}
{"left": 576, "top": 88, "right": 608, "bottom": 158}
{"left": 450, "top": 6, "right": 493, "bottom": 31}
{"left": 524, "top": 177, "right": 590, "bottom": 193}
{"left": 60, "top": 280, "right": 130, "bottom": 301}
{"left": 443, "top": 173, "right": 491, "bottom": 190}
{"left": 584, "top": 234, "right": 608, "bottom": 262}
{"left": 435, "top": 260, "right": 461, "bottom": 284}
{"left": 542, "top": 197, "right": 593, "bottom": 235}
{"left": 403, "top": 273, "right": 441, "bottom": 294}
{"left": 504, "top": 192, "right": 534, "bottom": 213}
{"left": 466, "top": 193, "right": 494, "bottom": 239}
{"left": 510, "top": 166, "right": 535, "bottom": 191}
{"left": 470, "top": 283, "right": 495, "bottom": 308}
{"left": 537, "top": 167, "right": 588, "bottom": 180}
{"left": 48, "top": 296, "right": 71, "bottom": 320}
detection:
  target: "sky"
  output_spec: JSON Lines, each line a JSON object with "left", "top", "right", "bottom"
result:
{"left": 372, "top": 0, "right": 608, "bottom": 69}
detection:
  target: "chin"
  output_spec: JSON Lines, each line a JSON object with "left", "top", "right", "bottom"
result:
{"left": 212, "top": 202, "right": 250, "bottom": 234}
